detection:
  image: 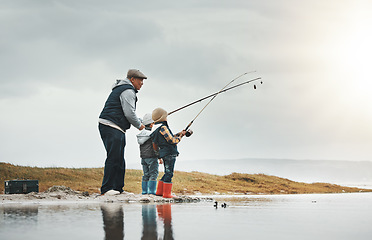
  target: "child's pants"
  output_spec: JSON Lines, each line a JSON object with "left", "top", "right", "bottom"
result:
{"left": 160, "top": 154, "right": 177, "bottom": 183}
{"left": 141, "top": 158, "right": 159, "bottom": 181}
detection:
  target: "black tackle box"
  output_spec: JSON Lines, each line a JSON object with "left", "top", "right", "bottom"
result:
{"left": 4, "top": 180, "right": 39, "bottom": 194}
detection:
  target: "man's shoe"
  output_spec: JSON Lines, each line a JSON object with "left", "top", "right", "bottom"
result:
{"left": 104, "top": 190, "right": 121, "bottom": 196}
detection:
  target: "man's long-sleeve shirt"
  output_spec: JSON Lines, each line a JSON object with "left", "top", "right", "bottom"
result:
{"left": 119, "top": 79, "right": 142, "bottom": 129}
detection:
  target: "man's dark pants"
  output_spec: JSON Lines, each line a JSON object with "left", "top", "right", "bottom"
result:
{"left": 99, "top": 123, "right": 126, "bottom": 194}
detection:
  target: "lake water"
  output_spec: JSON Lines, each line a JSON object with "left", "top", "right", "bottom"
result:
{"left": 1, "top": 192, "right": 372, "bottom": 240}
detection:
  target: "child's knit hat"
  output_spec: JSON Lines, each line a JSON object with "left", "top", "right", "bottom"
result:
{"left": 152, "top": 108, "right": 168, "bottom": 123}
{"left": 142, "top": 113, "right": 154, "bottom": 125}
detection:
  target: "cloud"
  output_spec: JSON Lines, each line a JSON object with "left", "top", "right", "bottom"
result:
{"left": 1, "top": 0, "right": 372, "bottom": 168}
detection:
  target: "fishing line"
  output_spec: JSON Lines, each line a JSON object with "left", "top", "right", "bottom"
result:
{"left": 168, "top": 76, "right": 262, "bottom": 116}
{"left": 182, "top": 72, "right": 262, "bottom": 135}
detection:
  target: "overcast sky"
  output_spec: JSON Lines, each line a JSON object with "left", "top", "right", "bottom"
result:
{"left": 1, "top": 0, "right": 371, "bottom": 169}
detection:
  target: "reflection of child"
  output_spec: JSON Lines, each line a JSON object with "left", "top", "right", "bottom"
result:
{"left": 150, "top": 108, "right": 186, "bottom": 198}
{"left": 157, "top": 204, "right": 173, "bottom": 238}
{"left": 136, "top": 113, "right": 159, "bottom": 195}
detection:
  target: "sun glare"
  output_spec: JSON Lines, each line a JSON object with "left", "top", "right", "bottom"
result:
{"left": 344, "top": 22, "right": 372, "bottom": 94}
{"left": 328, "top": 3, "right": 372, "bottom": 114}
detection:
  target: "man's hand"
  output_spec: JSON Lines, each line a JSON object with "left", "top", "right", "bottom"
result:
{"left": 139, "top": 124, "right": 145, "bottom": 130}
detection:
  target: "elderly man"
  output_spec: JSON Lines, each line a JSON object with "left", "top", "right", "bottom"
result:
{"left": 98, "top": 69, "right": 147, "bottom": 195}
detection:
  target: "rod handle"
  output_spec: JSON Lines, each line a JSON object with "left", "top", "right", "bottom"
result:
{"left": 184, "top": 121, "right": 193, "bottom": 131}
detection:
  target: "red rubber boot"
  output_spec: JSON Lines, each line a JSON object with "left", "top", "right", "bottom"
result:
{"left": 155, "top": 181, "right": 164, "bottom": 196}
{"left": 163, "top": 182, "right": 176, "bottom": 198}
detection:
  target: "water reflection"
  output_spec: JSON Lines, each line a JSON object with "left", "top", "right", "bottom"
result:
{"left": 101, "top": 204, "right": 124, "bottom": 240}
{"left": 141, "top": 205, "right": 158, "bottom": 239}
{"left": 141, "top": 204, "right": 174, "bottom": 240}
{"left": 2, "top": 193, "right": 372, "bottom": 239}
{"left": 100, "top": 203, "right": 174, "bottom": 240}
{"left": 2, "top": 205, "right": 38, "bottom": 223}
{"left": 156, "top": 204, "right": 174, "bottom": 240}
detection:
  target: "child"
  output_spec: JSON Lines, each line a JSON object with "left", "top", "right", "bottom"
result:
{"left": 136, "top": 113, "right": 160, "bottom": 195}
{"left": 150, "top": 108, "right": 186, "bottom": 198}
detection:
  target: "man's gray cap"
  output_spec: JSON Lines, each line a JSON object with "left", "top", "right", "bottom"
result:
{"left": 127, "top": 69, "right": 147, "bottom": 79}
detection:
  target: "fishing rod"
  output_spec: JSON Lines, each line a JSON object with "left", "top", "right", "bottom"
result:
{"left": 168, "top": 77, "right": 262, "bottom": 115}
{"left": 178, "top": 75, "right": 263, "bottom": 137}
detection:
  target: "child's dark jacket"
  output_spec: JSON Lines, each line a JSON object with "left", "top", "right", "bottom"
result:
{"left": 150, "top": 121, "right": 182, "bottom": 158}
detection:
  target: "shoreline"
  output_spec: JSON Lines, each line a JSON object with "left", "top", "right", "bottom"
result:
{"left": 0, "top": 186, "right": 210, "bottom": 205}
{"left": 2, "top": 185, "right": 371, "bottom": 206}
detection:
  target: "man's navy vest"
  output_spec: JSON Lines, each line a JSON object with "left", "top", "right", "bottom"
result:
{"left": 99, "top": 84, "right": 137, "bottom": 131}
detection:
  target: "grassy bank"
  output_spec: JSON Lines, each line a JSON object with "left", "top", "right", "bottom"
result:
{"left": 1, "top": 162, "right": 369, "bottom": 194}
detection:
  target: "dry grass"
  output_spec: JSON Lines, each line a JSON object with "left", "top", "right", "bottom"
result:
{"left": 1, "top": 162, "right": 369, "bottom": 194}
{"left": 0, "top": 162, "right": 103, "bottom": 193}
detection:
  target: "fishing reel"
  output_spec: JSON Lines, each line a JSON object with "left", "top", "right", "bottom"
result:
{"left": 185, "top": 129, "right": 193, "bottom": 137}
